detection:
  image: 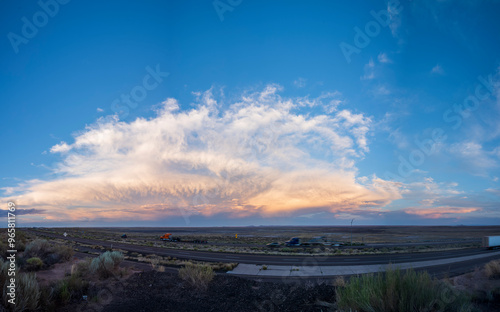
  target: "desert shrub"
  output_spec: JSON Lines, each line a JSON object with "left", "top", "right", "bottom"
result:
{"left": 336, "top": 267, "right": 477, "bottom": 312}
{"left": 0, "top": 258, "right": 8, "bottom": 292}
{"left": 23, "top": 239, "right": 74, "bottom": 267}
{"left": 73, "top": 258, "right": 92, "bottom": 277}
{"left": 58, "top": 282, "right": 71, "bottom": 303}
{"left": 178, "top": 263, "right": 215, "bottom": 290}
{"left": 54, "top": 274, "right": 89, "bottom": 304}
{"left": 90, "top": 251, "right": 124, "bottom": 278}
{"left": 52, "top": 245, "right": 74, "bottom": 262}
{"left": 24, "top": 239, "right": 52, "bottom": 259}
{"left": 3, "top": 272, "right": 41, "bottom": 311}
{"left": 26, "top": 257, "right": 44, "bottom": 271}
{"left": 38, "top": 284, "right": 57, "bottom": 311}
{"left": 16, "top": 240, "right": 26, "bottom": 253}
{"left": 485, "top": 260, "right": 500, "bottom": 278}
{"left": 43, "top": 253, "right": 62, "bottom": 266}
{"left": 0, "top": 243, "right": 7, "bottom": 259}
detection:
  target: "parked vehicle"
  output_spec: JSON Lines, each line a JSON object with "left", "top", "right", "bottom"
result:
{"left": 299, "top": 236, "right": 344, "bottom": 247}
{"left": 285, "top": 237, "right": 301, "bottom": 246}
{"left": 483, "top": 236, "right": 500, "bottom": 249}
{"left": 160, "top": 233, "right": 173, "bottom": 241}
{"left": 301, "top": 236, "right": 330, "bottom": 246}
{"left": 160, "top": 233, "right": 205, "bottom": 243}
{"left": 121, "top": 234, "right": 127, "bottom": 239}
{"left": 192, "top": 239, "right": 208, "bottom": 244}
{"left": 160, "top": 233, "right": 180, "bottom": 241}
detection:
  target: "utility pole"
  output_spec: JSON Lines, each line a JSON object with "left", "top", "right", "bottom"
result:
{"left": 350, "top": 218, "right": 354, "bottom": 246}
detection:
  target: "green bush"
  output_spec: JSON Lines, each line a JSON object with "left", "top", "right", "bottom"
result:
{"left": 24, "top": 239, "right": 52, "bottom": 259}
{"left": 178, "top": 263, "right": 215, "bottom": 290}
{"left": 336, "top": 267, "right": 477, "bottom": 312}
{"left": 26, "top": 257, "right": 44, "bottom": 271}
{"left": 54, "top": 274, "right": 89, "bottom": 304}
{"left": 90, "top": 251, "right": 124, "bottom": 278}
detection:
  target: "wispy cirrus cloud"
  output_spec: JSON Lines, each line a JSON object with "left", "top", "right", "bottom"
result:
{"left": 431, "top": 64, "right": 445, "bottom": 75}
{"left": 2, "top": 85, "right": 402, "bottom": 223}
{"left": 448, "top": 141, "right": 499, "bottom": 176}
{"left": 293, "top": 77, "right": 306, "bottom": 88}
{"left": 378, "top": 52, "right": 391, "bottom": 64}
{"left": 361, "top": 59, "right": 375, "bottom": 80}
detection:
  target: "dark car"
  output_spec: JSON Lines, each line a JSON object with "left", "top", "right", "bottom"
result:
{"left": 285, "top": 237, "right": 301, "bottom": 246}
{"left": 266, "top": 242, "right": 280, "bottom": 248}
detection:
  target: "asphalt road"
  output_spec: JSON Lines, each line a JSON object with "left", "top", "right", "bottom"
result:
{"left": 28, "top": 229, "right": 497, "bottom": 267}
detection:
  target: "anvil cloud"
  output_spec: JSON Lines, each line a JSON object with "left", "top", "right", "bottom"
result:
{"left": 3, "top": 86, "right": 402, "bottom": 223}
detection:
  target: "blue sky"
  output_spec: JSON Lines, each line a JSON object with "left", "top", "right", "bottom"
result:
{"left": 1, "top": 0, "right": 500, "bottom": 227}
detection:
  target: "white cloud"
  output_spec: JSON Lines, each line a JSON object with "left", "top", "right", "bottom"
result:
{"left": 378, "top": 53, "right": 391, "bottom": 64}
{"left": 296, "top": 91, "right": 343, "bottom": 114}
{"left": 387, "top": 1, "right": 403, "bottom": 38}
{"left": 431, "top": 64, "right": 445, "bottom": 75}
{"left": 449, "top": 141, "right": 498, "bottom": 174}
{"left": 293, "top": 77, "right": 306, "bottom": 88}
{"left": 97, "top": 107, "right": 104, "bottom": 112}
{"left": 388, "top": 128, "right": 408, "bottom": 149}
{"left": 374, "top": 85, "right": 391, "bottom": 96}
{"left": 3, "top": 86, "right": 401, "bottom": 223}
{"left": 361, "top": 59, "right": 375, "bottom": 80}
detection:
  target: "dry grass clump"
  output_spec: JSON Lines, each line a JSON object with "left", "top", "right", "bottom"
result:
{"left": 178, "top": 263, "right": 215, "bottom": 290}
{"left": 145, "top": 255, "right": 166, "bottom": 272}
{"left": 484, "top": 260, "right": 500, "bottom": 278}
{"left": 333, "top": 276, "right": 346, "bottom": 287}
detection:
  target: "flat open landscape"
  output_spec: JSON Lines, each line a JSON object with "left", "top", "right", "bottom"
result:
{"left": 3, "top": 227, "right": 500, "bottom": 311}
{"left": 34, "top": 225, "right": 494, "bottom": 256}
{"left": 4, "top": 1, "right": 500, "bottom": 311}
{"left": 39, "top": 225, "right": 498, "bottom": 244}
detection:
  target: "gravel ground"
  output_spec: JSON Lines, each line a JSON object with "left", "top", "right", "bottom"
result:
{"left": 102, "top": 271, "right": 336, "bottom": 312}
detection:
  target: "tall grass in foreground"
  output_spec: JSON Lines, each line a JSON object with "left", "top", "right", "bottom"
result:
{"left": 178, "top": 263, "right": 215, "bottom": 290}
{"left": 336, "top": 267, "right": 477, "bottom": 312}
{"left": 1, "top": 258, "right": 41, "bottom": 311}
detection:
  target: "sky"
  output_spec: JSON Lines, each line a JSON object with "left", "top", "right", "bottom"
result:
{"left": 1, "top": 0, "right": 500, "bottom": 227}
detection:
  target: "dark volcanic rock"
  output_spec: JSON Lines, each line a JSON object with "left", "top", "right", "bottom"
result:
{"left": 102, "top": 271, "right": 336, "bottom": 312}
